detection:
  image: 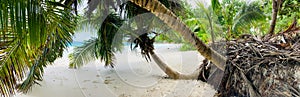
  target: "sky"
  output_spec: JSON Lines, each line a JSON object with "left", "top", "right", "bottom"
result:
{"left": 184, "top": 0, "right": 210, "bottom": 8}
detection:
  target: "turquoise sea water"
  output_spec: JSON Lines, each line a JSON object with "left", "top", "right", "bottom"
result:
{"left": 69, "top": 41, "right": 83, "bottom": 47}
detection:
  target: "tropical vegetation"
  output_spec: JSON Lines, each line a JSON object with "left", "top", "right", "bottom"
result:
{"left": 0, "top": 0, "right": 299, "bottom": 96}
{"left": 0, "top": 0, "right": 78, "bottom": 96}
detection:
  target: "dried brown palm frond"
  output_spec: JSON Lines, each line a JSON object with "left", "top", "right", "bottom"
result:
{"left": 131, "top": 31, "right": 158, "bottom": 62}
{"left": 196, "top": 19, "right": 300, "bottom": 97}
{"left": 215, "top": 31, "right": 300, "bottom": 96}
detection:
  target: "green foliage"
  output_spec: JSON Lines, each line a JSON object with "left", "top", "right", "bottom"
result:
{"left": 280, "top": 0, "right": 300, "bottom": 18}
{"left": 95, "top": 14, "right": 124, "bottom": 67}
{"left": 69, "top": 14, "right": 123, "bottom": 68}
{"left": 0, "top": 0, "right": 297, "bottom": 96}
{"left": 178, "top": 0, "right": 268, "bottom": 50}
{"left": 211, "top": 0, "right": 267, "bottom": 39}
{"left": 0, "top": 0, "right": 78, "bottom": 96}
{"left": 277, "top": 0, "right": 300, "bottom": 32}
{"left": 211, "top": 0, "right": 222, "bottom": 15}
{"left": 232, "top": 1, "right": 266, "bottom": 35}
{"left": 179, "top": 43, "right": 196, "bottom": 51}
{"left": 274, "top": 14, "right": 296, "bottom": 32}
{"left": 174, "top": 1, "right": 214, "bottom": 51}
{"left": 184, "top": 18, "right": 210, "bottom": 43}
{"left": 69, "top": 38, "right": 98, "bottom": 68}
{"left": 181, "top": 1, "right": 226, "bottom": 43}
{"left": 17, "top": 2, "right": 77, "bottom": 94}
{"left": 155, "top": 34, "right": 179, "bottom": 43}
{"left": 71, "top": 0, "right": 186, "bottom": 68}
{"left": 261, "top": 0, "right": 300, "bottom": 34}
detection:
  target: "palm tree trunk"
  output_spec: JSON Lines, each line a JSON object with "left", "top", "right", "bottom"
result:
{"left": 268, "top": 0, "right": 283, "bottom": 35}
{"left": 150, "top": 50, "right": 200, "bottom": 79}
{"left": 130, "top": 0, "right": 226, "bottom": 71}
{"left": 227, "top": 26, "right": 231, "bottom": 40}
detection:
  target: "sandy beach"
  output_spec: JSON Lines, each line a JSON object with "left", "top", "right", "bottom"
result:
{"left": 15, "top": 44, "right": 216, "bottom": 97}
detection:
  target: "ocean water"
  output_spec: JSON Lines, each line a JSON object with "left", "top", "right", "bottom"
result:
{"left": 69, "top": 41, "right": 83, "bottom": 47}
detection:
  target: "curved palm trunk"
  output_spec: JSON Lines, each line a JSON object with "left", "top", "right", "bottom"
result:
{"left": 150, "top": 50, "right": 200, "bottom": 80}
{"left": 268, "top": 0, "right": 280, "bottom": 35}
{"left": 130, "top": 0, "right": 226, "bottom": 71}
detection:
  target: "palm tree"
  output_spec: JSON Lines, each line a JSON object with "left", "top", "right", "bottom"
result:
{"left": 0, "top": 0, "right": 78, "bottom": 96}
{"left": 183, "top": 3, "right": 218, "bottom": 45}
{"left": 211, "top": 0, "right": 267, "bottom": 38}
{"left": 128, "top": 0, "right": 226, "bottom": 70}
{"left": 69, "top": 13, "right": 124, "bottom": 68}
{"left": 69, "top": 0, "right": 226, "bottom": 81}
{"left": 1, "top": 0, "right": 297, "bottom": 97}
{"left": 268, "top": 0, "right": 283, "bottom": 35}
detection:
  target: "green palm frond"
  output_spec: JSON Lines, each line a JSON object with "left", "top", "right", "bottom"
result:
{"left": 69, "top": 13, "right": 123, "bottom": 68}
{"left": 76, "top": 0, "right": 184, "bottom": 68}
{"left": 184, "top": 3, "right": 223, "bottom": 42}
{"left": 232, "top": 11, "right": 266, "bottom": 33}
{"left": 17, "top": 1, "right": 77, "bottom": 93}
{"left": 198, "top": 18, "right": 223, "bottom": 37}
{"left": 0, "top": 41, "right": 24, "bottom": 97}
{"left": 232, "top": 1, "right": 266, "bottom": 35}
{"left": 211, "top": 0, "right": 222, "bottom": 15}
{"left": 196, "top": 3, "right": 217, "bottom": 43}
{"left": 95, "top": 13, "right": 123, "bottom": 67}
{"left": 69, "top": 38, "right": 98, "bottom": 69}
{"left": 0, "top": 0, "right": 78, "bottom": 96}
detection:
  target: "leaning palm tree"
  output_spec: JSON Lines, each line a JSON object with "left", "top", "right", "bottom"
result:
{"left": 0, "top": 0, "right": 297, "bottom": 97}
{"left": 71, "top": 0, "right": 299, "bottom": 97}
{"left": 128, "top": 0, "right": 227, "bottom": 71}
{"left": 0, "top": 0, "right": 78, "bottom": 96}
{"left": 69, "top": 0, "right": 226, "bottom": 81}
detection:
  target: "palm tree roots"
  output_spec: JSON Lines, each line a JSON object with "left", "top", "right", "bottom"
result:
{"left": 201, "top": 31, "right": 300, "bottom": 97}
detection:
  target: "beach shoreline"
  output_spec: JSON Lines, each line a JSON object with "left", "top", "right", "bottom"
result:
{"left": 15, "top": 44, "right": 216, "bottom": 97}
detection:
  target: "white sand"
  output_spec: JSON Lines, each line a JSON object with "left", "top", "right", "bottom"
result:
{"left": 15, "top": 44, "right": 216, "bottom": 97}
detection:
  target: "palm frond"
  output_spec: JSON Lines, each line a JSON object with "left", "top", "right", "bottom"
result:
{"left": 211, "top": 0, "right": 222, "bottom": 15}
{"left": 131, "top": 31, "right": 158, "bottom": 62}
{"left": 86, "top": 0, "right": 125, "bottom": 18}
{"left": 0, "top": 41, "right": 25, "bottom": 97}
{"left": 196, "top": 3, "right": 217, "bottom": 43}
{"left": 95, "top": 13, "right": 123, "bottom": 67}
{"left": 17, "top": 1, "right": 77, "bottom": 93}
{"left": 0, "top": 0, "right": 78, "bottom": 96}
{"left": 80, "top": 0, "right": 185, "bottom": 67}
{"left": 232, "top": 1, "right": 266, "bottom": 35}
{"left": 70, "top": 13, "right": 124, "bottom": 68}
{"left": 232, "top": 11, "right": 266, "bottom": 33}
{"left": 69, "top": 38, "right": 98, "bottom": 69}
